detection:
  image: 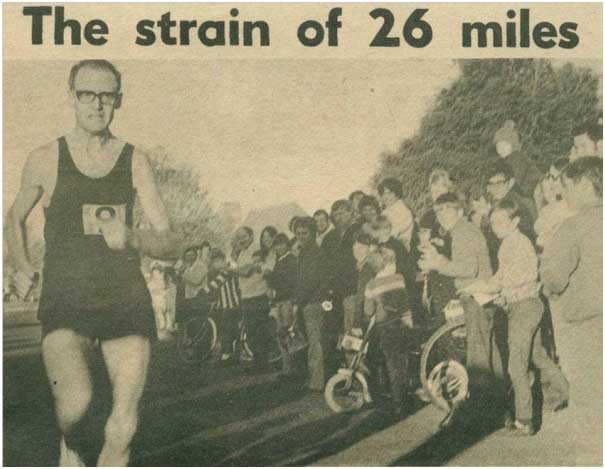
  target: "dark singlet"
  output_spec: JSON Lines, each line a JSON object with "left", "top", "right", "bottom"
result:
{"left": 38, "top": 137, "right": 157, "bottom": 340}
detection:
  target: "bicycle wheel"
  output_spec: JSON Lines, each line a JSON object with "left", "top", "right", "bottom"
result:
{"left": 324, "top": 372, "right": 367, "bottom": 413}
{"left": 420, "top": 319, "right": 467, "bottom": 409}
{"left": 176, "top": 316, "right": 217, "bottom": 365}
{"left": 240, "top": 327, "right": 254, "bottom": 362}
{"left": 239, "top": 318, "right": 282, "bottom": 365}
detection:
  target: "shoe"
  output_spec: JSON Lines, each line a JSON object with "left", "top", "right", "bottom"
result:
{"left": 439, "top": 402, "right": 463, "bottom": 430}
{"left": 551, "top": 399, "right": 569, "bottom": 414}
{"left": 414, "top": 386, "right": 432, "bottom": 403}
{"left": 506, "top": 420, "right": 535, "bottom": 437}
{"left": 503, "top": 412, "right": 516, "bottom": 430}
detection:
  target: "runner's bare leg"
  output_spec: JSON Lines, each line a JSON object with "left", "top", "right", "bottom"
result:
{"left": 42, "top": 329, "right": 93, "bottom": 467}
{"left": 97, "top": 335, "right": 150, "bottom": 467}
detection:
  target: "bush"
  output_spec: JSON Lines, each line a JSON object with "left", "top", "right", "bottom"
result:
{"left": 374, "top": 59, "right": 601, "bottom": 215}
{"left": 135, "top": 147, "right": 227, "bottom": 251}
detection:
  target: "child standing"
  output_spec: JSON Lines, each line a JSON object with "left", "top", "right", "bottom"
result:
{"left": 147, "top": 263, "right": 170, "bottom": 337}
{"left": 364, "top": 247, "right": 413, "bottom": 417}
{"left": 463, "top": 199, "right": 569, "bottom": 436}
{"left": 207, "top": 248, "right": 242, "bottom": 364}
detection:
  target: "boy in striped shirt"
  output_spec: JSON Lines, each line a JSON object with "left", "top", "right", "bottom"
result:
{"left": 207, "top": 248, "right": 242, "bottom": 363}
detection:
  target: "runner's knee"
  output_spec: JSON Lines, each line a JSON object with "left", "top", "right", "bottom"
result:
{"left": 56, "top": 390, "right": 92, "bottom": 429}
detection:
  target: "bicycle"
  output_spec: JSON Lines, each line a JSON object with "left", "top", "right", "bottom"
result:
{"left": 175, "top": 291, "right": 219, "bottom": 366}
{"left": 324, "top": 299, "right": 469, "bottom": 414}
{"left": 418, "top": 299, "right": 469, "bottom": 412}
{"left": 324, "top": 314, "right": 376, "bottom": 413}
{"left": 238, "top": 313, "right": 283, "bottom": 365}
{"left": 176, "top": 313, "right": 218, "bottom": 365}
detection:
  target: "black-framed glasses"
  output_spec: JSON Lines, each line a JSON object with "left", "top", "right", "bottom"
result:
{"left": 487, "top": 177, "right": 508, "bottom": 187}
{"left": 75, "top": 90, "right": 120, "bottom": 105}
{"left": 547, "top": 173, "right": 561, "bottom": 181}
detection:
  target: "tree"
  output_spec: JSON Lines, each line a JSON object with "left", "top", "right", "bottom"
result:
{"left": 135, "top": 147, "right": 227, "bottom": 251}
{"left": 374, "top": 59, "right": 601, "bottom": 215}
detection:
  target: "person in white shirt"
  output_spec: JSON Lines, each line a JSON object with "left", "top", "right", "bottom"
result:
{"left": 377, "top": 178, "right": 414, "bottom": 250}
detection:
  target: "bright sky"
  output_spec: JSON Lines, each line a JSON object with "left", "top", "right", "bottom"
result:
{"left": 3, "top": 59, "right": 460, "bottom": 219}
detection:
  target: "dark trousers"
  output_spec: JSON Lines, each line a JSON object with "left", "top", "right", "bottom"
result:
{"left": 507, "top": 297, "right": 569, "bottom": 424}
{"left": 220, "top": 307, "right": 241, "bottom": 355}
{"left": 461, "top": 296, "right": 506, "bottom": 404}
{"left": 241, "top": 295, "right": 271, "bottom": 365}
{"left": 369, "top": 320, "right": 407, "bottom": 406}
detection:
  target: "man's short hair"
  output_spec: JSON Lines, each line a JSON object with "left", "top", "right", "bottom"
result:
{"left": 492, "top": 199, "right": 519, "bottom": 219}
{"left": 377, "top": 178, "right": 403, "bottom": 199}
{"left": 288, "top": 216, "right": 301, "bottom": 232}
{"left": 349, "top": 190, "right": 366, "bottom": 202}
{"left": 240, "top": 226, "right": 254, "bottom": 239}
{"left": 574, "top": 119, "right": 602, "bottom": 143}
{"left": 551, "top": 156, "right": 570, "bottom": 172}
{"left": 273, "top": 233, "right": 291, "bottom": 247}
{"left": 564, "top": 156, "right": 603, "bottom": 197}
{"left": 331, "top": 199, "right": 351, "bottom": 215}
{"left": 486, "top": 158, "right": 515, "bottom": 182}
{"left": 210, "top": 248, "right": 226, "bottom": 261}
{"left": 358, "top": 195, "right": 381, "bottom": 214}
{"left": 429, "top": 168, "right": 452, "bottom": 187}
{"left": 313, "top": 209, "right": 329, "bottom": 220}
{"left": 434, "top": 192, "right": 464, "bottom": 209}
{"left": 69, "top": 60, "right": 122, "bottom": 91}
{"left": 184, "top": 246, "right": 197, "bottom": 257}
{"left": 293, "top": 216, "right": 317, "bottom": 236}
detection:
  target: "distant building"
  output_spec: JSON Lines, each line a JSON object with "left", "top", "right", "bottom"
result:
{"left": 242, "top": 202, "right": 308, "bottom": 238}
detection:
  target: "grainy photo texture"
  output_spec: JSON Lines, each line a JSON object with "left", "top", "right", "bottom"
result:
{"left": 2, "top": 3, "right": 603, "bottom": 467}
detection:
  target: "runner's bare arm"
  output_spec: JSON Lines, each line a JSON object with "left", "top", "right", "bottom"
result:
{"left": 6, "top": 148, "right": 48, "bottom": 279}
{"left": 131, "top": 150, "right": 182, "bottom": 259}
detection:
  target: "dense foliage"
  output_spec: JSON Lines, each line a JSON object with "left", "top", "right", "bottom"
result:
{"left": 134, "top": 147, "right": 227, "bottom": 251}
{"left": 373, "top": 59, "right": 601, "bottom": 215}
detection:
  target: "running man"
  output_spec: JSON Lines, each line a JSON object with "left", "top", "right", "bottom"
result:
{"left": 6, "top": 60, "right": 180, "bottom": 466}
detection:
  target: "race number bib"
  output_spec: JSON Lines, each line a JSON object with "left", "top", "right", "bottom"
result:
{"left": 82, "top": 204, "right": 127, "bottom": 235}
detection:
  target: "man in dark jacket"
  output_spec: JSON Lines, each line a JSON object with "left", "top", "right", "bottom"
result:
{"left": 321, "top": 200, "right": 362, "bottom": 335}
{"left": 294, "top": 217, "right": 329, "bottom": 391}
{"left": 265, "top": 233, "right": 298, "bottom": 377}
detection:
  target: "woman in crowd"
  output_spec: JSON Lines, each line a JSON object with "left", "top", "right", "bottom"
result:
{"left": 359, "top": 195, "right": 381, "bottom": 237}
{"left": 260, "top": 225, "right": 278, "bottom": 269}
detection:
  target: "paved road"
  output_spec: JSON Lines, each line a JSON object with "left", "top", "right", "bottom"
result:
{"left": 4, "top": 310, "right": 437, "bottom": 467}
{"left": 3, "top": 306, "right": 599, "bottom": 466}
